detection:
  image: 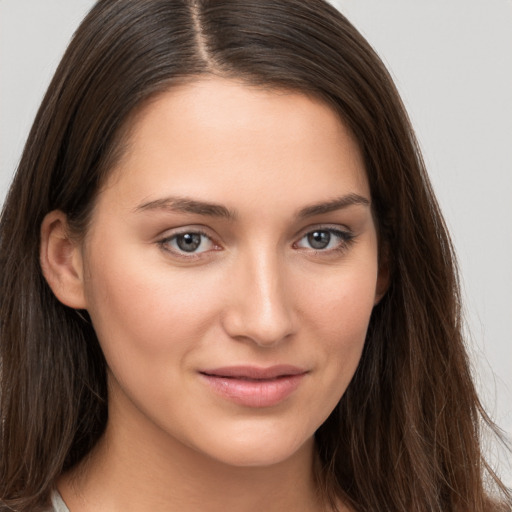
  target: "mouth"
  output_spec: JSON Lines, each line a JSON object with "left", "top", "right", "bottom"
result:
{"left": 199, "top": 365, "right": 308, "bottom": 408}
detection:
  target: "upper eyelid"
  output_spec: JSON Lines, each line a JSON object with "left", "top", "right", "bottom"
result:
{"left": 293, "top": 226, "right": 356, "bottom": 251}
{"left": 294, "top": 223, "right": 353, "bottom": 240}
{"left": 157, "top": 225, "right": 217, "bottom": 242}
{"left": 156, "top": 224, "right": 354, "bottom": 248}
{"left": 157, "top": 231, "right": 219, "bottom": 259}
{"left": 157, "top": 225, "right": 217, "bottom": 241}
{"left": 296, "top": 227, "right": 353, "bottom": 241}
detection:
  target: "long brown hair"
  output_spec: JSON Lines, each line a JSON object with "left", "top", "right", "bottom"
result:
{"left": 1, "top": 1, "right": 510, "bottom": 511}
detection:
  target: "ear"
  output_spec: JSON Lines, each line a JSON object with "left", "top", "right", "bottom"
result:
{"left": 40, "top": 210, "right": 87, "bottom": 309}
{"left": 374, "top": 244, "right": 391, "bottom": 305}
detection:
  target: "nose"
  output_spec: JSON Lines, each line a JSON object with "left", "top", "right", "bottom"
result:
{"left": 221, "top": 250, "right": 297, "bottom": 347}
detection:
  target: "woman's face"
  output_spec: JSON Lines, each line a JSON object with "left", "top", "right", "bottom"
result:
{"left": 79, "top": 77, "right": 384, "bottom": 468}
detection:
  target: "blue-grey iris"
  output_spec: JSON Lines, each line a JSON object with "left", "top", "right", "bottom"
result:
{"left": 308, "top": 231, "right": 330, "bottom": 249}
{"left": 176, "top": 233, "right": 202, "bottom": 252}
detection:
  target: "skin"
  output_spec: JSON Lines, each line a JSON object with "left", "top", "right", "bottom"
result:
{"left": 41, "top": 77, "right": 387, "bottom": 512}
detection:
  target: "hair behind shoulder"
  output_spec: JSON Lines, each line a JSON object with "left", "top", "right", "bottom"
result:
{"left": 1, "top": 1, "right": 510, "bottom": 510}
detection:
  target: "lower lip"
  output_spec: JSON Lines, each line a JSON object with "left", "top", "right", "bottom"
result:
{"left": 200, "top": 373, "right": 305, "bottom": 408}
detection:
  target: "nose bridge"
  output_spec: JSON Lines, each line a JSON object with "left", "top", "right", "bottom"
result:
{"left": 222, "top": 243, "right": 295, "bottom": 346}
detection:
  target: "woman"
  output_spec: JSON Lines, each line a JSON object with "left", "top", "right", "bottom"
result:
{"left": 0, "top": 0, "right": 510, "bottom": 511}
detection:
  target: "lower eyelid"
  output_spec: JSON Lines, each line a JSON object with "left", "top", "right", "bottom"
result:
{"left": 158, "top": 230, "right": 218, "bottom": 255}
{"left": 157, "top": 227, "right": 355, "bottom": 257}
{"left": 295, "top": 228, "right": 354, "bottom": 248}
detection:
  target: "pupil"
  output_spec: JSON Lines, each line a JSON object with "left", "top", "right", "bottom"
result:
{"left": 308, "top": 231, "right": 330, "bottom": 249}
{"left": 177, "top": 233, "right": 201, "bottom": 252}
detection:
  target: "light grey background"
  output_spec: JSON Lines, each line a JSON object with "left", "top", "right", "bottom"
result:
{"left": 332, "top": 0, "right": 512, "bottom": 485}
{"left": 1, "top": 0, "right": 511, "bottom": 484}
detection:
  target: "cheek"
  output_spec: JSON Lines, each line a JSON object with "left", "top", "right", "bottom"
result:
{"left": 81, "top": 245, "right": 222, "bottom": 366}
{"left": 303, "top": 258, "right": 378, "bottom": 340}
{"left": 298, "top": 258, "right": 378, "bottom": 392}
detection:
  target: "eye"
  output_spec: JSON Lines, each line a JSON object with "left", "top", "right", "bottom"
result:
{"left": 295, "top": 228, "right": 354, "bottom": 252}
{"left": 159, "top": 230, "right": 218, "bottom": 256}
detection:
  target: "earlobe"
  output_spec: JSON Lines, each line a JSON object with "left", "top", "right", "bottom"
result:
{"left": 374, "top": 270, "right": 389, "bottom": 305}
{"left": 40, "top": 210, "right": 87, "bottom": 309}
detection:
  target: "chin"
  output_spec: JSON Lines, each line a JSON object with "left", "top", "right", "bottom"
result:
{"left": 196, "top": 426, "right": 315, "bottom": 469}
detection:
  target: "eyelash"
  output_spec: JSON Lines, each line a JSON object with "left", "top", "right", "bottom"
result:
{"left": 293, "top": 227, "right": 355, "bottom": 255}
{"left": 157, "top": 226, "right": 355, "bottom": 260}
{"left": 158, "top": 228, "right": 220, "bottom": 260}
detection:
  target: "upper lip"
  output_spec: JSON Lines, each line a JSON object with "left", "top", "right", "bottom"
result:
{"left": 200, "top": 365, "right": 307, "bottom": 380}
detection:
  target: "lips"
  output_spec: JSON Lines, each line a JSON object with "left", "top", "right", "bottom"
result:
{"left": 199, "top": 365, "right": 307, "bottom": 408}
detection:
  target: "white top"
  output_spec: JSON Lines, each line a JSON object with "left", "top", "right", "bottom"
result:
{"left": 50, "top": 491, "right": 70, "bottom": 512}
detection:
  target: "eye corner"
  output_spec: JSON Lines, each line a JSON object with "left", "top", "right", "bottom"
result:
{"left": 157, "top": 228, "right": 223, "bottom": 260}
{"left": 294, "top": 226, "right": 356, "bottom": 254}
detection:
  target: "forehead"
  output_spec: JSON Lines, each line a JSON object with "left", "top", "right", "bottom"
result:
{"left": 100, "top": 77, "right": 369, "bottom": 214}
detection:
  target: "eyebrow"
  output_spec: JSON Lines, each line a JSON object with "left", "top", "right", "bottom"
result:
{"left": 134, "top": 193, "right": 370, "bottom": 220}
{"left": 134, "top": 196, "right": 236, "bottom": 220}
{"left": 297, "top": 193, "right": 370, "bottom": 218}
